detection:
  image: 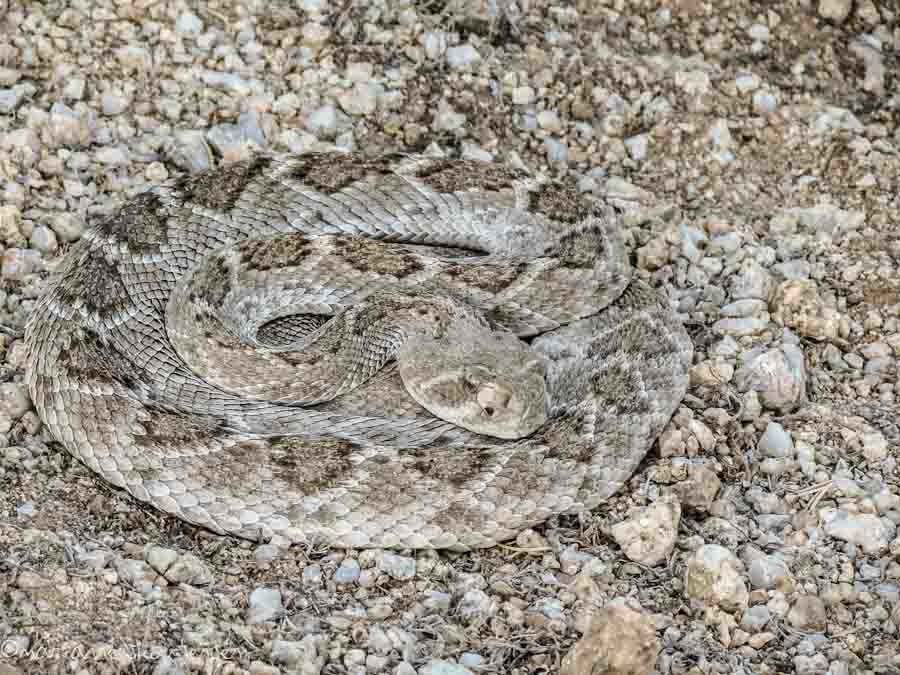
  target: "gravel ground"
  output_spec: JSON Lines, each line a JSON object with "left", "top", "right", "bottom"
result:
{"left": 1, "top": 0, "right": 899, "bottom": 674}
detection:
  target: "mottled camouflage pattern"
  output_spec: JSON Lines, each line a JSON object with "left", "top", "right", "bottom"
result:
{"left": 24, "top": 152, "right": 692, "bottom": 550}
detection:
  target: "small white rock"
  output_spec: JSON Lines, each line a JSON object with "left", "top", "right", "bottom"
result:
{"left": 445, "top": 44, "right": 481, "bottom": 69}
{"left": 818, "top": 0, "right": 852, "bottom": 23}
{"left": 335, "top": 557, "right": 361, "bottom": 584}
{"left": 419, "top": 660, "right": 473, "bottom": 675}
{"left": 247, "top": 587, "right": 285, "bottom": 624}
{"left": 758, "top": 422, "right": 794, "bottom": 458}
{"left": 512, "top": 86, "right": 535, "bottom": 105}
{"left": 625, "top": 133, "right": 649, "bottom": 160}
{"left": 610, "top": 498, "right": 681, "bottom": 566}
{"left": 176, "top": 11, "right": 204, "bottom": 35}
{"left": 685, "top": 545, "right": 749, "bottom": 612}
{"left": 821, "top": 509, "right": 894, "bottom": 554}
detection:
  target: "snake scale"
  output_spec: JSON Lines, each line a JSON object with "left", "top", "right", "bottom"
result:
{"left": 24, "top": 152, "right": 693, "bottom": 550}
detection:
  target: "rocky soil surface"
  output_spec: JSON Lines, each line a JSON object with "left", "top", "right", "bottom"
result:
{"left": 1, "top": 0, "right": 899, "bottom": 674}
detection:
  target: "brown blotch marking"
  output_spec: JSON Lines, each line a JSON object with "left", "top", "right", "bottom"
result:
{"left": 134, "top": 409, "right": 229, "bottom": 448}
{"left": 331, "top": 236, "right": 425, "bottom": 277}
{"left": 193, "top": 253, "right": 234, "bottom": 308}
{"left": 279, "top": 319, "right": 344, "bottom": 365}
{"left": 400, "top": 446, "right": 496, "bottom": 487}
{"left": 545, "top": 222, "right": 608, "bottom": 269}
{"left": 586, "top": 315, "right": 667, "bottom": 362}
{"left": 97, "top": 192, "right": 171, "bottom": 255}
{"left": 542, "top": 410, "right": 596, "bottom": 464}
{"left": 238, "top": 234, "right": 316, "bottom": 272}
{"left": 56, "top": 249, "right": 131, "bottom": 319}
{"left": 415, "top": 159, "right": 528, "bottom": 194}
{"left": 174, "top": 156, "right": 273, "bottom": 211}
{"left": 263, "top": 436, "right": 359, "bottom": 492}
{"left": 56, "top": 327, "right": 140, "bottom": 390}
{"left": 443, "top": 261, "right": 529, "bottom": 294}
{"left": 194, "top": 306, "right": 244, "bottom": 349}
{"left": 432, "top": 501, "right": 489, "bottom": 532}
{"left": 527, "top": 180, "right": 590, "bottom": 224}
{"left": 614, "top": 279, "right": 665, "bottom": 312}
{"left": 350, "top": 302, "right": 392, "bottom": 337}
{"left": 288, "top": 152, "right": 397, "bottom": 194}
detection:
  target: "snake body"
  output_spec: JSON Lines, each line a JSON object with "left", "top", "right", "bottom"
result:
{"left": 24, "top": 152, "right": 692, "bottom": 550}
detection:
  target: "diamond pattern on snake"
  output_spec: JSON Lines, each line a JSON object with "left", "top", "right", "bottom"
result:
{"left": 24, "top": 152, "right": 693, "bottom": 550}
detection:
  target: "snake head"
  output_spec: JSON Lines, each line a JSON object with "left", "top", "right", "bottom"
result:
{"left": 398, "top": 323, "right": 549, "bottom": 440}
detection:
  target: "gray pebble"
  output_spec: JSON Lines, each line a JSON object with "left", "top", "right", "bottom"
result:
{"left": 335, "top": 557, "right": 361, "bottom": 584}
{"left": 379, "top": 552, "right": 416, "bottom": 580}
{"left": 113, "top": 558, "right": 157, "bottom": 591}
{"left": 167, "top": 130, "right": 213, "bottom": 173}
{"left": 0, "top": 383, "right": 30, "bottom": 420}
{"left": 201, "top": 71, "right": 260, "bottom": 96}
{"left": 753, "top": 90, "right": 778, "bottom": 114}
{"left": 368, "top": 625, "right": 392, "bottom": 654}
{"left": 419, "top": 660, "right": 474, "bottom": 675}
{"left": 757, "top": 422, "right": 794, "bottom": 458}
{"left": 624, "top": 133, "right": 648, "bottom": 160}
{"left": 48, "top": 101, "right": 93, "bottom": 147}
{"left": 818, "top": 0, "right": 852, "bottom": 23}
{"left": 29, "top": 225, "right": 58, "bottom": 254}
{"left": 338, "top": 82, "right": 378, "bottom": 116}
{"left": 152, "top": 655, "right": 187, "bottom": 675}
{"left": 734, "top": 347, "right": 806, "bottom": 413}
{"left": 246, "top": 586, "right": 285, "bottom": 624}
{"left": 423, "top": 590, "right": 451, "bottom": 611}
{"left": 176, "top": 11, "right": 203, "bottom": 35}
{"left": 270, "top": 636, "right": 323, "bottom": 670}
{"left": 445, "top": 44, "right": 481, "bottom": 69}
{"left": 306, "top": 104, "right": 345, "bottom": 139}
{"left": 458, "top": 653, "right": 483, "bottom": 668}
{"left": 544, "top": 137, "right": 569, "bottom": 166}
{"left": 533, "top": 597, "right": 565, "bottom": 620}
{"left": 4, "top": 128, "right": 41, "bottom": 167}
{"left": 0, "top": 85, "right": 25, "bottom": 113}
{"left": 145, "top": 546, "right": 178, "bottom": 575}
{"left": 433, "top": 101, "right": 466, "bottom": 132}
{"left": 2, "top": 248, "right": 40, "bottom": 280}
{"left": 821, "top": 510, "right": 894, "bottom": 554}
{"left": 684, "top": 544, "right": 748, "bottom": 611}
{"left": 302, "top": 564, "right": 323, "bottom": 585}
{"left": 747, "top": 554, "right": 793, "bottom": 591}
{"left": 101, "top": 90, "right": 130, "bottom": 116}
{"left": 50, "top": 212, "right": 85, "bottom": 242}
{"left": 729, "top": 258, "right": 772, "bottom": 300}
{"left": 62, "top": 78, "right": 85, "bottom": 101}
{"left": 116, "top": 45, "right": 152, "bottom": 72}
{"left": 253, "top": 543, "right": 282, "bottom": 562}
{"left": 712, "top": 317, "right": 770, "bottom": 337}
{"left": 787, "top": 595, "right": 827, "bottom": 631}
{"left": 740, "top": 605, "right": 770, "bottom": 632}
{"left": 207, "top": 111, "right": 266, "bottom": 160}
{"left": 422, "top": 31, "right": 448, "bottom": 60}
{"left": 95, "top": 146, "right": 130, "bottom": 166}
{"left": 457, "top": 589, "right": 496, "bottom": 622}
{"left": 162, "top": 553, "right": 214, "bottom": 586}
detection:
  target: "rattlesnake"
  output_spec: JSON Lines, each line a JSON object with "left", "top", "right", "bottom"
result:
{"left": 24, "top": 152, "right": 693, "bottom": 550}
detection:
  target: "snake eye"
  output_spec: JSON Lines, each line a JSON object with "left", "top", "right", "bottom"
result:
{"left": 477, "top": 384, "right": 510, "bottom": 417}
